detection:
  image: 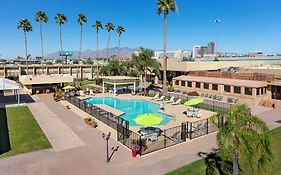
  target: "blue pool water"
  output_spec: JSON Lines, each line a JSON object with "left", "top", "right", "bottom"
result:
{"left": 84, "top": 97, "right": 172, "bottom": 126}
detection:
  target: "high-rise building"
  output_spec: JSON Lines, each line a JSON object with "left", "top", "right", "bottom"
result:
{"left": 208, "top": 42, "right": 215, "bottom": 54}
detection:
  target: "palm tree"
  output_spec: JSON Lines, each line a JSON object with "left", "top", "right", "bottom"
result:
{"left": 157, "top": 0, "right": 177, "bottom": 90}
{"left": 55, "top": 13, "right": 67, "bottom": 73}
{"left": 17, "top": 19, "right": 32, "bottom": 75}
{"left": 105, "top": 22, "right": 115, "bottom": 59}
{"left": 93, "top": 21, "right": 103, "bottom": 77}
{"left": 77, "top": 13, "right": 87, "bottom": 79}
{"left": 116, "top": 26, "right": 125, "bottom": 56}
{"left": 35, "top": 11, "right": 48, "bottom": 74}
{"left": 212, "top": 104, "right": 272, "bottom": 175}
{"left": 131, "top": 48, "right": 161, "bottom": 83}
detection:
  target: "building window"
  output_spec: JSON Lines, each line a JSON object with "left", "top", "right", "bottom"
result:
{"left": 175, "top": 80, "right": 179, "bottom": 86}
{"left": 204, "top": 83, "right": 209, "bottom": 89}
{"left": 264, "top": 88, "right": 267, "bottom": 94}
{"left": 261, "top": 88, "right": 264, "bottom": 94}
{"left": 256, "top": 88, "right": 260, "bottom": 96}
{"left": 224, "top": 85, "right": 231, "bottom": 93}
{"left": 181, "top": 81, "right": 186, "bottom": 87}
{"left": 196, "top": 82, "right": 201, "bottom": 88}
{"left": 245, "top": 87, "right": 253, "bottom": 95}
{"left": 234, "top": 86, "right": 241, "bottom": 94}
{"left": 212, "top": 84, "right": 218, "bottom": 91}
{"left": 187, "top": 81, "right": 192, "bottom": 87}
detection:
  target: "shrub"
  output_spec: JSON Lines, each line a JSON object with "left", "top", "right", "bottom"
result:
{"left": 187, "top": 91, "right": 199, "bottom": 96}
{"left": 168, "top": 87, "right": 175, "bottom": 92}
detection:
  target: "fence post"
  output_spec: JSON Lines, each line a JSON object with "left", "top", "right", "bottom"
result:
{"left": 212, "top": 101, "right": 215, "bottom": 112}
{"left": 189, "top": 122, "right": 192, "bottom": 140}
{"left": 207, "top": 118, "right": 209, "bottom": 134}
{"left": 164, "top": 130, "right": 166, "bottom": 148}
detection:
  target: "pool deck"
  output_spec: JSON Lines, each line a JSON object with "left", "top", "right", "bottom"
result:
{"left": 80, "top": 93, "right": 216, "bottom": 133}
{"left": 94, "top": 104, "right": 124, "bottom": 117}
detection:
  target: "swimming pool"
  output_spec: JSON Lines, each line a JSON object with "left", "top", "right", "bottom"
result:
{"left": 84, "top": 97, "right": 172, "bottom": 126}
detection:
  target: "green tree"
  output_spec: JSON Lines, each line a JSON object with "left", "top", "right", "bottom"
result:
{"left": 55, "top": 13, "right": 67, "bottom": 73}
{"left": 212, "top": 104, "right": 272, "bottom": 175}
{"left": 157, "top": 0, "right": 177, "bottom": 90}
{"left": 131, "top": 48, "right": 161, "bottom": 83}
{"left": 116, "top": 26, "right": 125, "bottom": 56}
{"left": 100, "top": 60, "right": 125, "bottom": 76}
{"left": 105, "top": 22, "right": 115, "bottom": 58}
{"left": 77, "top": 13, "right": 87, "bottom": 79}
{"left": 93, "top": 20, "right": 103, "bottom": 77}
{"left": 73, "top": 60, "right": 79, "bottom": 64}
{"left": 17, "top": 19, "right": 32, "bottom": 74}
{"left": 35, "top": 11, "right": 48, "bottom": 74}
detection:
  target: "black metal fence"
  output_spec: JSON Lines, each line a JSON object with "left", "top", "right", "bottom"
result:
{"left": 65, "top": 95, "right": 224, "bottom": 156}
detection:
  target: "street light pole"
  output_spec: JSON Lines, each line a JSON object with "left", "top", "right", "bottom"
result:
{"left": 215, "top": 18, "right": 221, "bottom": 55}
{"left": 102, "top": 132, "right": 111, "bottom": 163}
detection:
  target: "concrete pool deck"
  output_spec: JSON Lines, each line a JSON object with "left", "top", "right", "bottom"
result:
{"left": 78, "top": 93, "right": 216, "bottom": 132}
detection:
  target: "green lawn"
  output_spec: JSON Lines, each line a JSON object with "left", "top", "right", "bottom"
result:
{"left": 0, "top": 106, "right": 51, "bottom": 158}
{"left": 167, "top": 126, "right": 281, "bottom": 175}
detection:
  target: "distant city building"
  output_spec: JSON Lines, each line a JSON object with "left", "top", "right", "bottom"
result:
{"left": 208, "top": 42, "right": 215, "bottom": 54}
{"left": 153, "top": 50, "right": 191, "bottom": 59}
{"left": 248, "top": 51, "right": 263, "bottom": 57}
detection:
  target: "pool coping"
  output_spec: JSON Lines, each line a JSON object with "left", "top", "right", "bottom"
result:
{"left": 94, "top": 104, "right": 124, "bottom": 117}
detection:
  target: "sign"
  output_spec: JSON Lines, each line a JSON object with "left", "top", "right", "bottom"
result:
{"left": 59, "top": 51, "right": 73, "bottom": 56}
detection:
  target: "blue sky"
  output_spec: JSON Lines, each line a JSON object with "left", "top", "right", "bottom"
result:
{"left": 0, "top": 0, "right": 280, "bottom": 59}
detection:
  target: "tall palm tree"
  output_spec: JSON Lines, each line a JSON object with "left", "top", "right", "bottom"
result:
{"left": 35, "top": 11, "right": 48, "bottom": 74}
{"left": 17, "top": 19, "right": 32, "bottom": 75}
{"left": 116, "top": 26, "right": 125, "bottom": 56}
{"left": 157, "top": 0, "right": 177, "bottom": 90}
{"left": 93, "top": 21, "right": 103, "bottom": 78}
{"left": 77, "top": 13, "right": 87, "bottom": 79}
{"left": 105, "top": 22, "right": 115, "bottom": 59}
{"left": 212, "top": 104, "right": 272, "bottom": 175}
{"left": 55, "top": 13, "right": 67, "bottom": 74}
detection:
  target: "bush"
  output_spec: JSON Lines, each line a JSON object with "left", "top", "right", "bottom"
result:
{"left": 168, "top": 87, "right": 175, "bottom": 92}
{"left": 187, "top": 91, "right": 199, "bottom": 96}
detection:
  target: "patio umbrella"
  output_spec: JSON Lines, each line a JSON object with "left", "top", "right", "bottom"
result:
{"left": 134, "top": 113, "right": 163, "bottom": 126}
{"left": 184, "top": 98, "right": 204, "bottom": 106}
{"left": 62, "top": 85, "right": 75, "bottom": 92}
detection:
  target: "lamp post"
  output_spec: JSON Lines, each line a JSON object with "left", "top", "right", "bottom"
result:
{"left": 102, "top": 132, "right": 119, "bottom": 163}
{"left": 215, "top": 18, "right": 221, "bottom": 56}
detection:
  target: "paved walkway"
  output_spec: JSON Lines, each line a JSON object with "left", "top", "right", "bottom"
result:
{"left": 1, "top": 94, "right": 281, "bottom": 175}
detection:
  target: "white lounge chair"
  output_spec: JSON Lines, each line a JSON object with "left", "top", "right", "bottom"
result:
{"left": 156, "top": 95, "right": 165, "bottom": 101}
{"left": 172, "top": 99, "right": 182, "bottom": 105}
{"left": 89, "top": 89, "right": 94, "bottom": 96}
{"left": 166, "top": 96, "right": 175, "bottom": 103}
{"left": 151, "top": 94, "right": 159, "bottom": 100}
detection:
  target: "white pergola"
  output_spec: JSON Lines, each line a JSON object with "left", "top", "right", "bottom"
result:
{"left": 0, "top": 78, "right": 20, "bottom": 104}
{"left": 102, "top": 76, "right": 139, "bottom": 96}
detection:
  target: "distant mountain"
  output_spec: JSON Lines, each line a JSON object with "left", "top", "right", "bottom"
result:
{"left": 45, "top": 47, "right": 139, "bottom": 59}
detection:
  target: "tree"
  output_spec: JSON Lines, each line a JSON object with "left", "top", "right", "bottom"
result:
{"left": 55, "top": 13, "right": 67, "bottom": 73}
{"left": 77, "top": 13, "right": 87, "bottom": 79}
{"left": 131, "top": 48, "right": 161, "bottom": 83}
{"left": 17, "top": 19, "right": 32, "bottom": 75}
{"left": 35, "top": 11, "right": 48, "bottom": 74}
{"left": 157, "top": 0, "right": 177, "bottom": 90}
{"left": 116, "top": 26, "right": 125, "bottom": 56}
{"left": 105, "top": 22, "right": 115, "bottom": 58}
{"left": 212, "top": 104, "right": 272, "bottom": 175}
{"left": 93, "top": 20, "right": 103, "bottom": 77}
{"left": 100, "top": 60, "right": 125, "bottom": 76}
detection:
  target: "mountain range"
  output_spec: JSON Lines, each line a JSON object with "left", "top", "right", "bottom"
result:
{"left": 45, "top": 47, "right": 139, "bottom": 59}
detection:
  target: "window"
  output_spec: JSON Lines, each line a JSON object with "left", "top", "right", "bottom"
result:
{"left": 256, "top": 88, "right": 260, "bottom": 95}
{"left": 234, "top": 86, "right": 241, "bottom": 94}
{"left": 245, "top": 87, "right": 253, "bottom": 95}
{"left": 181, "top": 81, "right": 186, "bottom": 87}
{"left": 204, "top": 83, "right": 209, "bottom": 89}
{"left": 196, "top": 82, "right": 201, "bottom": 88}
{"left": 264, "top": 88, "right": 267, "bottom": 94}
{"left": 212, "top": 84, "right": 218, "bottom": 91}
{"left": 175, "top": 80, "right": 179, "bottom": 86}
{"left": 224, "top": 85, "right": 231, "bottom": 93}
{"left": 187, "top": 81, "right": 192, "bottom": 87}
{"left": 261, "top": 88, "right": 264, "bottom": 94}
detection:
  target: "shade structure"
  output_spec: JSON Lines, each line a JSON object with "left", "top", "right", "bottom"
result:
{"left": 184, "top": 98, "right": 204, "bottom": 106}
{"left": 134, "top": 113, "right": 163, "bottom": 126}
{"left": 62, "top": 85, "right": 75, "bottom": 90}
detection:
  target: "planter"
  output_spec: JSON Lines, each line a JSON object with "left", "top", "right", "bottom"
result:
{"left": 91, "top": 124, "right": 98, "bottom": 128}
{"left": 84, "top": 120, "right": 92, "bottom": 126}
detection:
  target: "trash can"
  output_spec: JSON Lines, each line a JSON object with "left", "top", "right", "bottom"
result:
{"left": 132, "top": 150, "right": 137, "bottom": 157}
